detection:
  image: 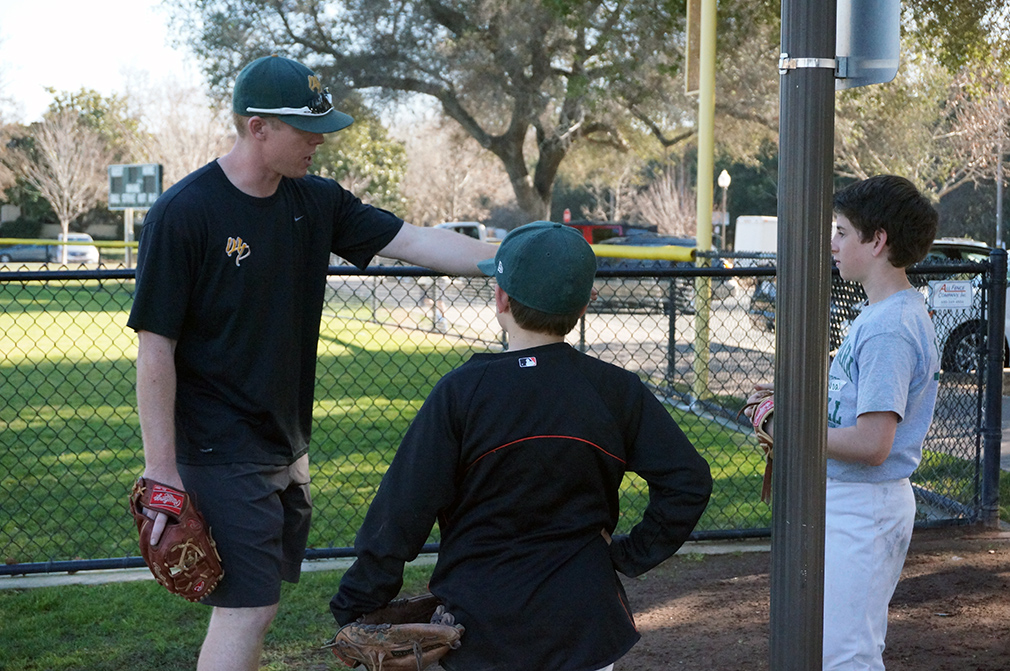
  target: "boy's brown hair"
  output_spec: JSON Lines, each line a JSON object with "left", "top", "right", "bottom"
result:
{"left": 833, "top": 175, "right": 938, "bottom": 268}
{"left": 507, "top": 296, "right": 584, "bottom": 337}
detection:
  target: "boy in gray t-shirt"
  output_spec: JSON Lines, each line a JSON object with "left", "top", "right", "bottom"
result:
{"left": 820, "top": 176, "right": 939, "bottom": 671}
{"left": 750, "top": 175, "right": 940, "bottom": 670}
{"left": 826, "top": 287, "right": 939, "bottom": 483}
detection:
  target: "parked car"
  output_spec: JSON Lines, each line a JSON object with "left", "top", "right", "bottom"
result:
{"left": 592, "top": 233, "right": 734, "bottom": 315}
{"left": 915, "top": 238, "right": 1009, "bottom": 373}
{"left": 0, "top": 243, "right": 51, "bottom": 264}
{"left": 49, "top": 233, "right": 100, "bottom": 265}
{"left": 747, "top": 238, "right": 1010, "bottom": 372}
{"left": 747, "top": 276, "right": 860, "bottom": 350}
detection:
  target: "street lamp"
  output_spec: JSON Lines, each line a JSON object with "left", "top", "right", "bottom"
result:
{"left": 717, "top": 169, "right": 731, "bottom": 248}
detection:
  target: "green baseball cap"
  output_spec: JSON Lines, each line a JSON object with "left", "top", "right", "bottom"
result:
{"left": 232, "top": 55, "right": 354, "bottom": 134}
{"left": 477, "top": 221, "right": 597, "bottom": 315}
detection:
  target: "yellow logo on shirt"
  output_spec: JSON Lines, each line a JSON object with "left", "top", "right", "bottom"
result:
{"left": 226, "top": 237, "right": 251, "bottom": 266}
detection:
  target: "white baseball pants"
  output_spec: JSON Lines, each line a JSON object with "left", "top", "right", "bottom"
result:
{"left": 823, "top": 478, "right": 915, "bottom": 671}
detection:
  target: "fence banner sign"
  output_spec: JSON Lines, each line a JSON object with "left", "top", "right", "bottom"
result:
{"left": 929, "top": 280, "right": 973, "bottom": 309}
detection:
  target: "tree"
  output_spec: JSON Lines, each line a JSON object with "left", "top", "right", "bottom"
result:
{"left": 903, "top": 1, "right": 1010, "bottom": 72}
{"left": 833, "top": 44, "right": 963, "bottom": 198}
{"left": 169, "top": 0, "right": 706, "bottom": 221}
{"left": 170, "top": 0, "right": 1010, "bottom": 224}
{"left": 942, "top": 61, "right": 1009, "bottom": 194}
{"left": 627, "top": 1, "right": 780, "bottom": 154}
{"left": 311, "top": 98, "right": 408, "bottom": 214}
{"left": 3, "top": 110, "right": 112, "bottom": 261}
{"left": 0, "top": 123, "right": 16, "bottom": 199}
{"left": 46, "top": 88, "right": 139, "bottom": 164}
{"left": 2, "top": 88, "right": 151, "bottom": 245}
{"left": 632, "top": 166, "right": 696, "bottom": 237}
{"left": 0, "top": 44, "right": 17, "bottom": 198}
{"left": 399, "top": 116, "right": 513, "bottom": 227}
{"left": 554, "top": 114, "right": 674, "bottom": 224}
{"left": 834, "top": 39, "right": 1010, "bottom": 209}
{"left": 582, "top": 164, "right": 639, "bottom": 224}
{"left": 122, "top": 73, "right": 234, "bottom": 188}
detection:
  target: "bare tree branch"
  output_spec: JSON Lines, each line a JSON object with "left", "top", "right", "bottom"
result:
{"left": 632, "top": 168, "right": 697, "bottom": 237}
{"left": 3, "top": 111, "right": 112, "bottom": 259}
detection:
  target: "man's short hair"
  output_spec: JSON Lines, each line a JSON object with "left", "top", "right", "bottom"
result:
{"left": 833, "top": 175, "right": 938, "bottom": 268}
{"left": 507, "top": 295, "right": 584, "bottom": 337}
{"left": 233, "top": 112, "right": 281, "bottom": 137}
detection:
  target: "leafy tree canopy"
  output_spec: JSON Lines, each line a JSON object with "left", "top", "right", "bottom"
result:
{"left": 903, "top": 0, "right": 1010, "bottom": 71}
{"left": 44, "top": 87, "right": 139, "bottom": 162}
{"left": 168, "top": 0, "right": 780, "bottom": 220}
{"left": 310, "top": 97, "right": 407, "bottom": 214}
{"left": 166, "top": 0, "right": 1010, "bottom": 224}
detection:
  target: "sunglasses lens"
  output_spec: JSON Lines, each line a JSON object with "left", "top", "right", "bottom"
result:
{"left": 308, "top": 89, "right": 333, "bottom": 114}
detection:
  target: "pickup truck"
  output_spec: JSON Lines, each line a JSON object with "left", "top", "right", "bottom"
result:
{"left": 434, "top": 222, "right": 505, "bottom": 242}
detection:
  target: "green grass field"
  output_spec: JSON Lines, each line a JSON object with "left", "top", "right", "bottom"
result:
{"left": 0, "top": 278, "right": 776, "bottom": 568}
{"left": 0, "top": 273, "right": 999, "bottom": 671}
{"left": 0, "top": 564, "right": 437, "bottom": 671}
{"left": 0, "top": 275, "right": 987, "bottom": 570}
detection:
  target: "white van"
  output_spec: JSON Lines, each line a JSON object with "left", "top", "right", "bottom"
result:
{"left": 50, "top": 233, "right": 100, "bottom": 265}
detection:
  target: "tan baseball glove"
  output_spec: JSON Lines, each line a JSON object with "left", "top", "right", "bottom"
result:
{"left": 741, "top": 389, "right": 774, "bottom": 503}
{"left": 129, "top": 477, "right": 224, "bottom": 602}
{"left": 324, "top": 593, "right": 464, "bottom": 671}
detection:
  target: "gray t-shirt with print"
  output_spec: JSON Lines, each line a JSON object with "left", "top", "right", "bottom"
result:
{"left": 826, "top": 287, "right": 940, "bottom": 482}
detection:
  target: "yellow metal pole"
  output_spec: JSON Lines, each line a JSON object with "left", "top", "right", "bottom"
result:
{"left": 692, "top": 0, "right": 717, "bottom": 401}
{"left": 591, "top": 244, "right": 695, "bottom": 262}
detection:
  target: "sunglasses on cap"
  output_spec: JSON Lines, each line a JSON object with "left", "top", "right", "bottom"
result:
{"left": 246, "top": 88, "right": 334, "bottom": 117}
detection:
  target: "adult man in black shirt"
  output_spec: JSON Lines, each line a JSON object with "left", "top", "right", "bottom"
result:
{"left": 128, "top": 55, "right": 494, "bottom": 671}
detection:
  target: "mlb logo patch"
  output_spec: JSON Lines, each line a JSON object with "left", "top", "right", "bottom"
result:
{"left": 518, "top": 357, "right": 537, "bottom": 368}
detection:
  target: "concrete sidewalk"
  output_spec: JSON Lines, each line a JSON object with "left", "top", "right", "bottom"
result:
{"left": 0, "top": 538, "right": 773, "bottom": 591}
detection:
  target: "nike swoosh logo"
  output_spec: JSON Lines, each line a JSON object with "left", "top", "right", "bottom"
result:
{"left": 295, "top": 215, "right": 305, "bottom": 222}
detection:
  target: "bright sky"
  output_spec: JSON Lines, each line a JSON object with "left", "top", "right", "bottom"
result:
{"left": 0, "top": 0, "right": 202, "bottom": 123}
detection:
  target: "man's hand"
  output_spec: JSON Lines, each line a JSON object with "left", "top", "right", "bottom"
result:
{"left": 140, "top": 470, "right": 185, "bottom": 545}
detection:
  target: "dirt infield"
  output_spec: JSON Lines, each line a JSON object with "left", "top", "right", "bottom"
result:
{"left": 615, "top": 525, "right": 1010, "bottom": 671}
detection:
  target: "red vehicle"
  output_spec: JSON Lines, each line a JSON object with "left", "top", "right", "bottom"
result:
{"left": 563, "top": 220, "right": 655, "bottom": 244}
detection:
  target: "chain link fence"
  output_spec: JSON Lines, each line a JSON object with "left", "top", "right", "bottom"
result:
{"left": 0, "top": 255, "right": 999, "bottom": 575}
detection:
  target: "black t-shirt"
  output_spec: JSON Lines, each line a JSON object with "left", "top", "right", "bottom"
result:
{"left": 331, "top": 342, "right": 713, "bottom": 671}
{"left": 128, "top": 161, "right": 402, "bottom": 465}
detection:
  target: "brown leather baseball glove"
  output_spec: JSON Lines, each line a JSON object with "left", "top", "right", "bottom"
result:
{"left": 741, "top": 389, "right": 774, "bottom": 503}
{"left": 129, "top": 477, "right": 223, "bottom": 602}
{"left": 324, "top": 593, "right": 464, "bottom": 671}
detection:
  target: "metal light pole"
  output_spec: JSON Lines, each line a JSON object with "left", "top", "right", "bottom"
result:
{"left": 771, "top": 1, "right": 900, "bottom": 668}
{"left": 997, "top": 88, "right": 1005, "bottom": 249}
{"left": 999, "top": 140, "right": 1005, "bottom": 249}
{"left": 773, "top": 0, "right": 836, "bottom": 668}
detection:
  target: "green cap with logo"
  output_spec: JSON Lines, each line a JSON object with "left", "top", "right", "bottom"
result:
{"left": 233, "top": 55, "right": 354, "bottom": 134}
{"left": 477, "top": 221, "right": 597, "bottom": 315}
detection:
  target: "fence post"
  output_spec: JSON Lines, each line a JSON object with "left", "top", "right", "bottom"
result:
{"left": 371, "top": 276, "right": 379, "bottom": 322}
{"left": 667, "top": 279, "right": 677, "bottom": 384}
{"left": 982, "top": 248, "right": 1007, "bottom": 526}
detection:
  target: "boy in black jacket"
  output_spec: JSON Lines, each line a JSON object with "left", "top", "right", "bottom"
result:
{"left": 330, "top": 221, "right": 713, "bottom": 671}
